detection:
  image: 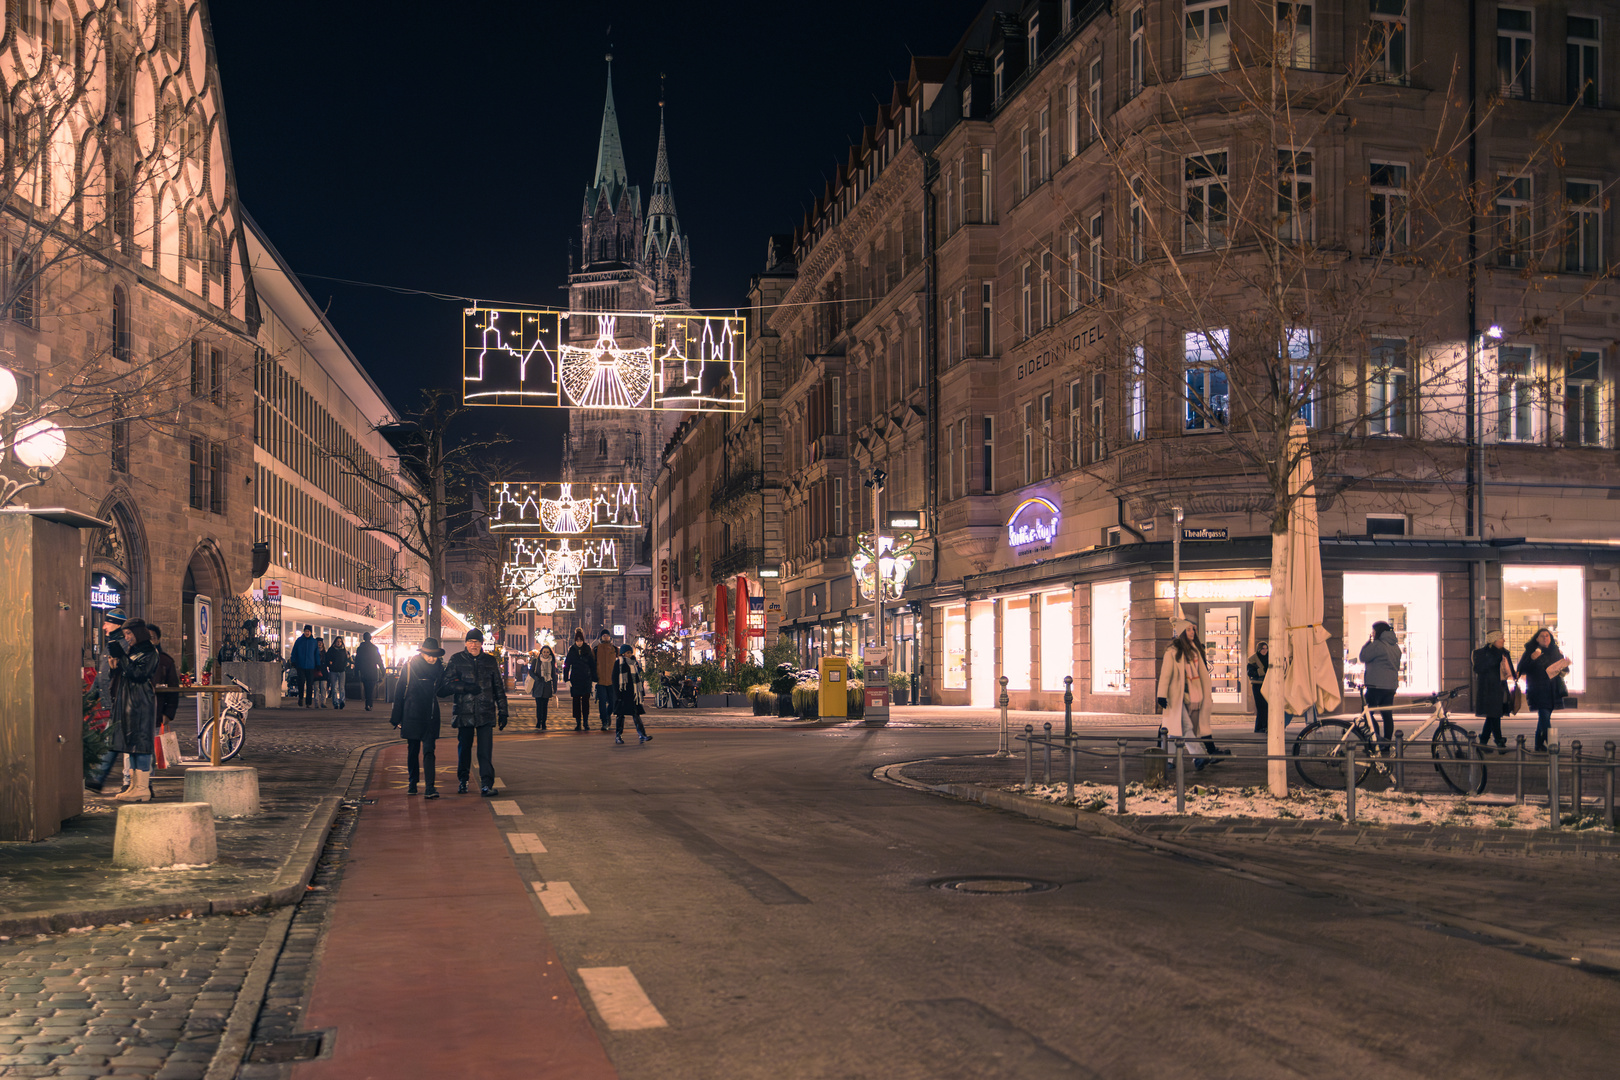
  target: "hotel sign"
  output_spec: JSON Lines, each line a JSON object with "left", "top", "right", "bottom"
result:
{"left": 1007, "top": 497, "right": 1061, "bottom": 554}
{"left": 1015, "top": 323, "right": 1105, "bottom": 381}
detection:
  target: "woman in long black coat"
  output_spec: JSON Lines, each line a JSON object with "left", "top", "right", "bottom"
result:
{"left": 1473, "top": 627, "right": 1513, "bottom": 751}
{"left": 562, "top": 629, "right": 596, "bottom": 731}
{"left": 529, "top": 645, "right": 558, "bottom": 730}
{"left": 611, "top": 643, "right": 651, "bottom": 745}
{"left": 390, "top": 638, "right": 447, "bottom": 798}
{"left": 103, "top": 619, "right": 160, "bottom": 802}
{"left": 1517, "top": 627, "right": 1565, "bottom": 753}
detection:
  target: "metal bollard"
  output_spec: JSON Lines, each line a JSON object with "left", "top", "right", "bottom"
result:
{"left": 1067, "top": 734, "right": 1077, "bottom": 805}
{"left": 1607, "top": 742, "right": 1617, "bottom": 830}
{"left": 1175, "top": 739, "right": 1186, "bottom": 813}
{"left": 1393, "top": 730, "right": 1406, "bottom": 790}
{"left": 1345, "top": 744, "right": 1357, "bottom": 823}
{"left": 1117, "top": 739, "right": 1128, "bottom": 815}
{"left": 1515, "top": 735, "right": 1526, "bottom": 804}
{"left": 1044, "top": 723, "right": 1054, "bottom": 785}
{"left": 994, "top": 676, "right": 1012, "bottom": 758}
{"left": 1549, "top": 743, "right": 1561, "bottom": 831}
{"left": 1572, "top": 741, "right": 1584, "bottom": 818}
{"left": 1024, "top": 724, "right": 1035, "bottom": 789}
{"left": 1063, "top": 676, "right": 1074, "bottom": 740}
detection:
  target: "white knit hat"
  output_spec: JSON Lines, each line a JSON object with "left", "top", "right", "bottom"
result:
{"left": 1484, "top": 627, "right": 1506, "bottom": 643}
{"left": 1170, "top": 618, "right": 1196, "bottom": 638}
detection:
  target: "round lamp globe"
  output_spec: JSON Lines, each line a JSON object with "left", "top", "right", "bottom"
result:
{"left": 13, "top": 419, "right": 67, "bottom": 468}
{"left": 0, "top": 366, "right": 16, "bottom": 414}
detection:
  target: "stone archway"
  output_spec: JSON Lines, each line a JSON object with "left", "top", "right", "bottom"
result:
{"left": 87, "top": 494, "right": 150, "bottom": 662}
{"left": 181, "top": 540, "right": 232, "bottom": 678}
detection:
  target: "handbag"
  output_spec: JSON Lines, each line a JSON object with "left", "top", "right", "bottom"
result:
{"left": 1506, "top": 682, "right": 1524, "bottom": 716}
{"left": 156, "top": 724, "right": 183, "bottom": 769}
{"left": 1552, "top": 674, "right": 1571, "bottom": 709}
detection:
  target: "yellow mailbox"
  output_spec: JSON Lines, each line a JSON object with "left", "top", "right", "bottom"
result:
{"left": 818, "top": 656, "right": 850, "bottom": 718}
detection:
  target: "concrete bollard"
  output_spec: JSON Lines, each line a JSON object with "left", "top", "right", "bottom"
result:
{"left": 113, "top": 803, "right": 217, "bottom": 869}
{"left": 182, "top": 766, "right": 261, "bottom": 818}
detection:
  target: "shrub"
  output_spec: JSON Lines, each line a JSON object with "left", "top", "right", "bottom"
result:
{"left": 791, "top": 684, "right": 818, "bottom": 716}
{"left": 847, "top": 679, "right": 865, "bottom": 719}
{"left": 889, "top": 670, "right": 910, "bottom": 696}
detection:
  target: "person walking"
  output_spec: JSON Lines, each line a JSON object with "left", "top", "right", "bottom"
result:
{"left": 611, "top": 643, "right": 652, "bottom": 745}
{"left": 1247, "top": 641, "right": 1270, "bottom": 734}
{"left": 564, "top": 629, "right": 596, "bottom": 731}
{"left": 529, "top": 645, "right": 558, "bottom": 730}
{"left": 85, "top": 610, "right": 128, "bottom": 795}
{"left": 326, "top": 638, "right": 350, "bottom": 709}
{"left": 290, "top": 625, "right": 320, "bottom": 708}
{"left": 1359, "top": 621, "right": 1402, "bottom": 751}
{"left": 390, "top": 637, "right": 447, "bottom": 798}
{"left": 1156, "top": 618, "right": 1227, "bottom": 768}
{"left": 147, "top": 626, "right": 182, "bottom": 751}
{"left": 592, "top": 629, "right": 619, "bottom": 731}
{"left": 355, "top": 632, "right": 383, "bottom": 711}
{"left": 100, "top": 619, "right": 160, "bottom": 803}
{"left": 1518, "top": 627, "right": 1566, "bottom": 753}
{"left": 443, "top": 628, "right": 508, "bottom": 795}
{"left": 314, "top": 637, "right": 333, "bottom": 707}
{"left": 1473, "top": 628, "right": 1514, "bottom": 752}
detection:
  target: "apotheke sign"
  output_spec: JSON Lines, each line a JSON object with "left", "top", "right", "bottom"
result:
{"left": 1007, "top": 497, "right": 1061, "bottom": 554}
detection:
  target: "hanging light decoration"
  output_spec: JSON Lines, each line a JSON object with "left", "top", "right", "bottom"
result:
{"left": 851, "top": 530, "right": 916, "bottom": 602}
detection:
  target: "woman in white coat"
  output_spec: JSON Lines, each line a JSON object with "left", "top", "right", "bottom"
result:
{"left": 1156, "top": 618, "right": 1230, "bottom": 766}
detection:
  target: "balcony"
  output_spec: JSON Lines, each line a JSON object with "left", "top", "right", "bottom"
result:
{"left": 711, "top": 545, "right": 766, "bottom": 583}
{"left": 710, "top": 470, "right": 764, "bottom": 518}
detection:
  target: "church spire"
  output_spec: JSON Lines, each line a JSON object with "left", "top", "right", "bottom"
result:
{"left": 644, "top": 75, "right": 690, "bottom": 305}
{"left": 592, "top": 53, "right": 628, "bottom": 194}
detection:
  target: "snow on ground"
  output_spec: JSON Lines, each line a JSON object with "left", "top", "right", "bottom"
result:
{"left": 1011, "top": 779, "right": 1611, "bottom": 830}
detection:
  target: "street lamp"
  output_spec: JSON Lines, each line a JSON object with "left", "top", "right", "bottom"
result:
{"left": 0, "top": 366, "right": 67, "bottom": 507}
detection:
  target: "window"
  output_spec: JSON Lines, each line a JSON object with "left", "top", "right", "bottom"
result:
{"left": 111, "top": 285, "right": 130, "bottom": 362}
{"left": 960, "top": 418, "right": 971, "bottom": 494}
{"left": 189, "top": 437, "right": 205, "bottom": 510}
{"left": 190, "top": 340, "right": 204, "bottom": 397}
{"left": 1369, "top": 161, "right": 1409, "bottom": 253}
{"left": 1497, "top": 7, "right": 1533, "bottom": 99}
{"left": 1023, "top": 402, "right": 1035, "bottom": 485}
{"left": 962, "top": 85, "right": 973, "bottom": 118}
{"left": 956, "top": 158, "right": 967, "bottom": 227}
{"left": 110, "top": 413, "right": 129, "bottom": 474}
{"left": 1069, "top": 379, "right": 1083, "bottom": 467}
{"left": 1038, "top": 108, "right": 1051, "bottom": 182}
{"left": 1028, "top": 12, "right": 1040, "bottom": 64}
{"left": 1502, "top": 566, "right": 1587, "bottom": 693}
{"left": 1285, "top": 328, "right": 1319, "bottom": 427}
{"left": 1004, "top": 596, "right": 1032, "bottom": 690}
{"left": 1279, "top": 2, "right": 1312, "bottom": 67}
{"left": 982, "top": 416, "right": 994, "bottom": 493}
{"left": 1496, "top": 345, "right": 1536, "bottom": 442}
{"left": 1040, "top": 392, "right": 1053, "bottom": 478}
{"left": 1369, "top": 0, "right": 1408, "bottom": 84}
{"left": 1091, "top": 580, "right": 1132, "bottom": 693}
{"left": 14, "top": 0, "right": 39, "bottom": 36}
{"left": 1184, "top": 151, "right": 1228, "bottom": 250}
{"left": 1130, "top": 8, "right": 1146, "bottom": 96}
{"left": 1564, "top": 348, "right": 1606, "bottom": 447}
{"left": 1368, "top": 337, "right": 1410, "bottom": 436}
{"left": 209, "top": 347, "right": 223, "bottom": 405}
{"left": 979, "top": 149, "right": 993, "bottom": 222}
{"left": 1496, "top": 173, "right": 1532, "bottom": 268}
{"left": 943, "top": 168, "right": 954, "bottom": 235}
{"left": 1040, "top": 251, "right": 1053, "bottom": 327}
{"left": 1344, "top": 572, "right": 1440, "bottom": 693}
{"left": 1020, "top": 128, "right": 1031, "bottom": 198}
{"left": 1564, "top": 180, "right": 1602, "bottom": 273}
{"left": 1041, "top": 591, "right": 1074, "bottom": 691}
{"left": 1021, "top": 263, "right": 1034, "bottom": 338}
{"left": 209, "top": 443, "right": 225, "bottom": 514}
{"left": 1068, "top": 229, "right": 1082, "bottom": 314}
{"left": 1366, "top": 514, "right": 1407, "bottom": 536}
{"left": 1129, "top": 344, "right": 1146, "bottom": 439}
{"left": 994, "top": 53, "right": 1006, "bottom": 100}
{"left": 831, "top": 375, "right": 842, "bottom": 433}
{"left": 1184, "top": 2, "right": 1230, "bottom": 76}
{"left": 1278, "top": 148, "right": 1314, "bottom": 243}
{"left": 1091, "top": 372, "right": 1107, "bottom": 460}
{"left": 945, "top": 296, "right": 955, "bottom": 365}
{"left": 1568, "top": 17, "right": 1601, "bottom": 106}
{"left": 980, "top": 281, "right": 994, "bottom": 355}
{"left": 1184, "top": 329, "right": 1230, "bottom": 430}
{"left": 1066, "top": 77, "right": 1079, "bottom": 159}
{"left": 1088, "top": 58, "right": 1103, "bottom": 142}
{"left": 833, "top": 476, "right": 845, "bottom": 535}
{"left": 49, "top": 8, "right": 73, "bottom": 59}
{"left": 1129, "top": 176, "right": 1145, "bottom": 262}
{"left": 1088, "top": 213, "right": 1104, "bottom": 298}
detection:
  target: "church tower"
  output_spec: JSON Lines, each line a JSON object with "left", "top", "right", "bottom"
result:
{"left": 563, "top": 57, "right": 689, "bottom": 636}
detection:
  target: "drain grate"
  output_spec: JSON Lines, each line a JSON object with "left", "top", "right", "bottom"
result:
{"left": 929, "top": 876, "right": 1059, "bottom": 895}
{"left": 246, "top": 1034, "right": 324, "bottom": 1063}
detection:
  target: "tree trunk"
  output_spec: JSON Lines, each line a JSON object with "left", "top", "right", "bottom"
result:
{"left": 1267, "top": 527, "right": 1289, "bottom": 797}
{"left": 428, "top": 426, "right": 446, "bottom": 643}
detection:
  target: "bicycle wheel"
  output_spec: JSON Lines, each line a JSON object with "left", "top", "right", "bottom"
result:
{"left": 1293, "top": 719, "right": 1373, "bottom": 789}
{"left": 1431, "top": 722, "right": 1486, "bottom": 795}
{"left": 200, "top": 715, "right": 246, "bottom": 763}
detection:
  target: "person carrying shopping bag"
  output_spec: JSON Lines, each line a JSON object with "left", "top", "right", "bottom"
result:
{"left": 1518, "top": 627, "right": 1567, "bottom": 753}
{"left": 1473, "top": 628, "right": 1514, "bottom": 752}
{"left": 1156, "top": 618, "right": 1228, "bottom": 769}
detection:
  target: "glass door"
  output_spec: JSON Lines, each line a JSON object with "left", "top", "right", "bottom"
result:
{"left": 1198, "top": 603, "right": 1249, "bottom": 709}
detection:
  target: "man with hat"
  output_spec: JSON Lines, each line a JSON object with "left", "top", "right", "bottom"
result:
{"left": 442, "top": 628, "right": 508, "bottom": 795}
{"left": 1473, "top": 627, "right": 1514, "bottom": 752}
{"left": 290, "top": 625, "right": 321, "bottom": 708}
{"left": 592, "top": 628, "right": 620, "bottom": 731}
{"left": 390, "top": 637, "right": 447, "bottom": 798}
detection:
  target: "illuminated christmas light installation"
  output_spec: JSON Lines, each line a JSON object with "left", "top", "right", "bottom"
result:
{"left": 851, "top": 530, "right": 917, "bottom": 602}
{"left": 462, "top": 307, "right": 745, "bottom": 412}
{"left": 506, "top": 536, "right": 619, "bottom": 576}
{"left": 489, "top": 481, "right": 641, "bottom": 533}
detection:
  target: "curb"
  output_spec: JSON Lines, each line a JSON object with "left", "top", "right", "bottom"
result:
{"left": 0, "top": 739, "right": 389, "bottom": 938}
{"left": 874, "top": 760, "right": 1620, "bottom": 975}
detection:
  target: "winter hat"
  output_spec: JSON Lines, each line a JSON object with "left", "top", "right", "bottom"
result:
{"left": 1485, "top": 627, "right": 1506, "bottom": 644}
{"left": 599, "top": 628, "right": 612, "bottom": 639}
{"left": 619, "top": 643, "right": 633, "bottom": 655}
{"left": 419, "top": 637, "right": 445, "bottom": 657}
{"left": 1170, "top": 618, "right": 1196, "bottom": 639}
{"left": 303, "top": 624, "right": 314, "bottom": 633}
{"left": 101, "top": 609, "right": 127, "bottom": 627}
{"left": 465, "top": 627, "right": 485, "bottom": 643}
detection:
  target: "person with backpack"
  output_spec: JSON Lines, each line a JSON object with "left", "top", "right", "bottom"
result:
{"left": 390, "top": 637, "right": 447, "bottom": 798}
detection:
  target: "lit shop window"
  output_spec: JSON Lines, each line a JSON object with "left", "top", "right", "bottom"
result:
{"left": 1091, "top": 579, "right": 1132, "bottom": 694}
{"left": 1004, "top": 596, "right": 1032, "bottom": 690}
{"left": 943, "top": 604, "right": 967, "bottom": 689}
{"left": 1041, "top": 591, "right": 1073, "bottom": 691}
{"left": 1502, "top": 566, "right": 1585, "bottom": 694}
{"left": 1341, "top": 572, "right": 1439, "bottom": 694}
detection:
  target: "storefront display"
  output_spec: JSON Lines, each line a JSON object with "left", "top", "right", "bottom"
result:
{"left": 969, "top": 600, "right": 994, "bottom": 707}
{"left": 1004, "top": 596, "right": 1031, "bottom": 690}
{"left": 1091, "top": 580, "right": 1132, "bottom": 694}
{"left": 1199, "top": 604, "right": 1245, "bottom": 705}
{"left": 1502, "top": 566, "right": 1585, "bottom": 693}
{"left": 942, "top": 604, "right": 967, "bottom": 689}
{"left": 1341, "top": 572, "right": 1439, "bottom": 694}
{"left": 1040, "top": 590, "right": 1073, "bottom": 691}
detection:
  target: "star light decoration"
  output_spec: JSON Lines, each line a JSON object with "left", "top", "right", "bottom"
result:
{"left": 851, "top": 530, "right": 917, "bottom": 602}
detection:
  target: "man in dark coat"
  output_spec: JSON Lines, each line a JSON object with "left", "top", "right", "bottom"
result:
{"left": 563, "top": 629, "right": 596, "bottom": 730}
{"left": 148, "top": 624, "right": 182, "bottom": 730}
{"left": 290, "top": 625, "right": 320, "bottom": 707}
{"left": 441, "top": 628, "right": 508, "bottom": 796}
{"left": 390, "top": 638, "right": 446, "bottom": 798}
{"left": 354, "top": 632, "right": 383, "bottom": 710}
{"left": 592, "top": 629, "right": 619, "bottom": 731}
{"left": 326, "top": 638, "right": 350, "bottom": 709}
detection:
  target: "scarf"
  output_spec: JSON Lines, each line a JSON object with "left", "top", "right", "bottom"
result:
{"left": 616, "top": 654, "right": 643, "bottom": 697}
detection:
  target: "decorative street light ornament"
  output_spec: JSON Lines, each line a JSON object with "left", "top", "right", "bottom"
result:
{"left": 10, "top": 419, "right": 67, "bottom": 469}
{"left": 488, "top": 481, "right": 641, "bottom": 534}
{"left": 462, "top": 307, "right": 745, "bottom": 413}
{"left": 0, "top": 366, "right": 16, "bottom": 414}
{"left": 852, "top": 530, "right": 916, "bottom": 601}
{"left": 506, "top": 535, "right": 618, "bottom": 575}
{"left": 1007, "top": 497, "right": 1061, "bottom": 554}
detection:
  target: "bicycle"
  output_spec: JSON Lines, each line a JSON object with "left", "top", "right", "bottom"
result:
{"left": 1292, "top": 685, "right": 1485, "bottom": 795}
{"left": 195, "top": 676, "right": 251, "bottom": 763}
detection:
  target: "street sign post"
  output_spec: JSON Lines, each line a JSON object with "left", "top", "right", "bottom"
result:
{"left": 395, "top": 593, "right": 428, "bottom": 654}
{"left": 193, "top": 595, "right": 212, "bottom": 730}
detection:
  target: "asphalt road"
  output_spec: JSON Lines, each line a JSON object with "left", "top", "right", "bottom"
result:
{"left": 472, "top": 725, "right": 1620, "bottom": 1079}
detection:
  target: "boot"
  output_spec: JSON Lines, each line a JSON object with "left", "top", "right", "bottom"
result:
{"left": 424, "top": 786, "right": 440, "bottom": 800}
{"left": 114, "top": 769, "right": 152, "bottom": 803}
{"left": 407, "top": 781, "right": 418, "bottom": 795}
{"left": 458, "top": 780, "right": 469, "bottom": 794}
{"left": 117, "top": 754, "right": 133, "bottom": 793}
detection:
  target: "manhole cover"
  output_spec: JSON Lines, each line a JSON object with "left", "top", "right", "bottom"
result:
{"left": 929, "top": 876, "right": 1058, "bottom": 895}
{"left": 246, "top": 1034, "right": 324, "bottom": 1063}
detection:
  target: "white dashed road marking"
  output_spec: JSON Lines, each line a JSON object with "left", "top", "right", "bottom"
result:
{"left": 532, "top": 881, "right": 589, "bottom": 916}
{"left": 578, "top": 967, "right": 667, "bottom": 1030}
{"left": 489, "top": 800, "right": 523, "bottom": 816}
{"left": 507, "top": 832, "right": 548, "bottom": 854}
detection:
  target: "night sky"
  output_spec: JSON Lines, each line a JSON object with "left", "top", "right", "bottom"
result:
{"left": 207, "top": 0, "right": 982, "bottom": 472}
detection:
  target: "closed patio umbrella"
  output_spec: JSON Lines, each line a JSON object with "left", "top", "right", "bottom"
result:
{"left": 1263, "top": 421, "right": 1341, "bottom": 795}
